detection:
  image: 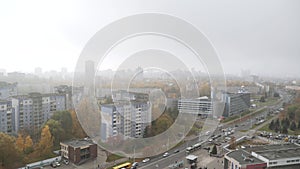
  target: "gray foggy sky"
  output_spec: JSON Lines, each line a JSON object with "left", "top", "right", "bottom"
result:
{"left": 0, "top": 0, "right": 299, "bottom": 77}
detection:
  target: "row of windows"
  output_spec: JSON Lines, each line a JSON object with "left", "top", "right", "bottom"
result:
{"left": 287, "top": 159, "right": 300, "bottom": 163}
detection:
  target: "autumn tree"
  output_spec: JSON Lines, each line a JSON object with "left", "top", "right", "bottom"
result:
{"left": 46, "top": 119, "right": 64, "bottom": 148}
{"left": 199, "top": 83, "right": 211, "bottom": 97}
{"left": 70, "top": 110, "right": 87, "bottom": 138}
{"left": 37, "top": 125, "right": 54, "bottom": 158}
{"left": 228, "top": 136, "right": 236, "bottom": 150}
{"left": 0, "top": 132, "right": 22, "bottom": 168}
{"left": 24, "top": 135, "right": 33, "bottom": 154}
{"left": 15, "top": 134, "right": 25, "bottom": 153}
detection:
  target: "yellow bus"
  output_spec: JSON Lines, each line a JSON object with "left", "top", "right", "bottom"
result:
{"left": 113, "top": 162, "right": 132, "bottom": 169}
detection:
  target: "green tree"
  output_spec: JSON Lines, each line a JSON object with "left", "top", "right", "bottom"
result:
{"left": 290, "top": 121, "right": 297, "bottom": 131}
{"left": 260, "top": 96, "right": 266, "bottom": 102}
{"left": 211, "top": 145, "right": 217, "bottom": 155}
{"left": 51, "top": 111, "right": 72, "bottom": 135}
{"left": 281, "top": 118, "right": 290, "bottom": 129}
{"left": 298, "top": 119, "right": 300, "bottom": 129}
{"left": 46, "top": 119, "right": 64, "bottom": 147}
{"left": 288, "top": 110, "right": 296, "bottom": 121}
{"left": 269, "top": 120, "right": 275, "bottom": 130}
{"left": 274, "top": 118, "right": 280, "bottom": 133}
{"left": 281, "top": 125, "right": 288, "bottom": 134}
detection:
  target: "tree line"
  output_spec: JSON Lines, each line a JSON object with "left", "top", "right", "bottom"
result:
{"left": 269, "top": 102, "right": 300, "bottom": 134}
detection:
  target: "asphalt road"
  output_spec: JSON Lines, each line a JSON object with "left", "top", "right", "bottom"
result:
{"left": 138, "top": 90, "right": 294, "bottom": 169}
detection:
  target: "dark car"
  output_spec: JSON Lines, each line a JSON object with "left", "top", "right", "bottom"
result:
{"left": 173, "top": 149, "right": 180, "bottom": 153}
{"left": 203, "top": 147, "right": 210, "bottom": 151}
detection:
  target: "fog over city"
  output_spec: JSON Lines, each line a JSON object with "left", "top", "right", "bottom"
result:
{"left": 0, "top": 0, "right": 300, "bottom": 78}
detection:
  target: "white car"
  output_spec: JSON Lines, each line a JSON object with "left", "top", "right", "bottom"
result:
{"left": 142, "top": 158, "right": 150, "bottom": 163}
{"left": 163, "top": 152, "right": 169, "bottom": 157}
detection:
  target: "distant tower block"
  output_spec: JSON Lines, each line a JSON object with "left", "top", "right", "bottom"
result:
{"left": 85, "top": 60, "right": 95, "bottom": 96}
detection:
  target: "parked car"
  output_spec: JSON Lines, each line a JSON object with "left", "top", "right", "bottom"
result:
{"left": 63, "top": 159, "right": 69, "bottom": 165}
{"left": 50, "top": 161, "right": 61, "bottom": 168}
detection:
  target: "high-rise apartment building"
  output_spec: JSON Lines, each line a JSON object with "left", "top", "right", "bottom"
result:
{"left": 100, "top": 91, "right": 151, "bottom": 142}
{"left": 85, "top": 60, "right": 95, "bottom": 96}
{"left": 12, "top": 92, "right": 66, "bottom": 132}
{"left": 0, "top": 100, "right": 14, "bottom": 134}
{"left": 0, "top": 81, "right": 17, "bottom": 100}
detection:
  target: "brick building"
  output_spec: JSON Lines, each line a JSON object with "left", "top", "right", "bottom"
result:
{"left": 60, "top": 139, "right": 97, "bottom": 165}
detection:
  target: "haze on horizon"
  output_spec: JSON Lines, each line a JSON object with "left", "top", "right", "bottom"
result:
{"left": 0, "top": 0, "right": 299, "bottom": 78}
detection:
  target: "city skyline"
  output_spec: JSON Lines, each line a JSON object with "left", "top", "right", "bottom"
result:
{"left": 0, "top": 0, "right": 300, "bottom": 78}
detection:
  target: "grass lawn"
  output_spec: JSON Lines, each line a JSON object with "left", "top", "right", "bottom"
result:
{"left": 106, "top": 153, "right": 124, "bottom": 162}
{"left": 258, "top": 123, "right": 273, "bottom": 132}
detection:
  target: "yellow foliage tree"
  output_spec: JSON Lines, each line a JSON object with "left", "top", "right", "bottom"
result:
{"left": 24, "top": 135, "right": 33, "bottom": 154}
{"left": 37, "top": 125, "right": 54, "bottom": 158}
{"left": 70, "top": 110, "right": 87, "bottom": 138}
{"left": 15, "top": 134, "right": 24, "bottom": 152}
{"left": 0, "top": 132, "right": 21, "bottom": 168}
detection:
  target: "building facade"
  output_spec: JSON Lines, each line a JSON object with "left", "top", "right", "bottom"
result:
{"left": 225, "top": 143, "right": 300, "bottom": 169}
{"left": 60, "top": 139, "right": 97, "bottom": 165}
{"left": 224, "top": 149, "right": 267, "bottom": 169}
{"left": 221, "top": 92, "right": 251, "bottom": 117}
{"left": 0, "top": 81, "right": 17, "bottom": 100}
{"left": 0, "top": 100, "right": 15, "bottom": 134}
{"left": 12, "top": 92, "right": 66, "bottom": 133}
{"left": 100, "top": 91, "right": 151, "bottom": 142}
{"left": 178, "top": 96, "right": 213, "bottom": 115}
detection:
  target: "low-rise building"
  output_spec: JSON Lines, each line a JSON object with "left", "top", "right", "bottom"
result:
{"left": 60, "top": 139, "right": 97, "bottom": 165}
{"left": 224, "top": 149, "right": 267, "bottom": 169}
{"left": 246, "top": 143, "right": 300, "bottom": 168}
{"left": 225, "top": 143, "right": 300, "bottom": 169}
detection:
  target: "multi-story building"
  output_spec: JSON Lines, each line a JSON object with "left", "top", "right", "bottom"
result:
{"left": 0, "top": 81, "right": 17, "bottom": 100}
{"left": 221, "top": 92, "right": 250, "bottom": 117}
{"left": 12, "top": 92, "right": 66, "bottom": 132}
{"left": 224, "top": 143, "right": 300, "bottom": 169}
{"left": 178, "top": 96, "right": 213, "bottom": 115}
{"left": 0, "top": 100, "right": 15, "bottom": 134}
{"left": 54, "top": 85, "right": 73, "bottom": 110}
{"left": 60, "top": 139, "right": 97, "bottom": 165}
{"left": 100, "top": 91, "right": 151, "bottom": 142}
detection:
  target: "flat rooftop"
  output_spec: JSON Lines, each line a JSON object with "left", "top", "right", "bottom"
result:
{"left": 226, "top": 149, "right": 265, "bottom": 165}
{"left": 244, "top": 143, "right": 300, "bottom": 160}
{"left": 61, "top": 139, "right": 95, "bottom": 148}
